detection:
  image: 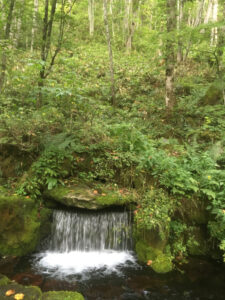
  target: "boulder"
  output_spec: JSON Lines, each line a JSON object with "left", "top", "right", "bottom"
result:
{"left": 44, "top": 183, "right": 136, "bottom": 210}
{"left": 0, "top": 274, "right": 84, "bottom": 300}
{"left": 42, "top": 291, "right": 84, "bottom": 300}
{"left": 0, "top": 187, "right": 51, "bottom": 256}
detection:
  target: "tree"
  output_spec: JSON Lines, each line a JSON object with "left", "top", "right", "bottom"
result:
{"left": 88, "top": 0, "right": 95, "bottom": 36}
{"left": 31, "top": 0, "right": 39, "bottom": 52}
{"left": 0, "top": 0, "right": 16, "bottom": 91}
{"left": 103, "top": 0, "right": 116, "bottom": 106}
{"left": 165, "top": 0, "right": 176, "bottom": 109}
{"left": 37, "top": 0, "right": 75, "bottom": 107}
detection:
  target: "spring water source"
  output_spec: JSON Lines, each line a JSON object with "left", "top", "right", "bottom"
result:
{"left": 34, "top": 209, "right": 136, "bottom": 278}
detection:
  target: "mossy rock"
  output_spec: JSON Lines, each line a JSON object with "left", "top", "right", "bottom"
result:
{"left": 0, "top": 274, "right": 10, "bottom": 286}
{"left": 0, "top": 282, "right": 42, "bottom": 299}
{"left": 135, "top": 240, "right": 161, "bottom": 262}
{"left": 0, "top": 144, "right": 33, "bottom": 178}
{"left": 44, "top": 183, "right": 136, "bottom": 209}
{"left": 0, "top": 190, "right": 52, "bottom": 256}
{"left": 199, "top": 80, "right": 224, "bottom": 106}
{"left": 42, "top": 291, "right": 84, "bottom": 300}
{"left": 151, "top": 254, "right": 173, "bottom": 273}
{"left": 135, "top": 240, "right": 173, "bottom": 273}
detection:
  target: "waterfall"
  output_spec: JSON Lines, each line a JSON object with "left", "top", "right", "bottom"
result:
{"left": 51, "top": 210, "right": 132, "bottom": 252}
{"left": 34, "top": 209, "right": 135, "bottom": 277}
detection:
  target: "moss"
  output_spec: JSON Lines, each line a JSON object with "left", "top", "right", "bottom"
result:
{"left": 44, "top": 182, "right": 137, "bottom": 209}
{"left": 199, "top": 80, "right": 224, "bottom": 106}
{"left": 0, "top": 283, "right": 42, "bottom": 300}
{"left": 42, "top": 291, "right": 84, "bottom": 300}
{"left": 135, "top": 240, "right": 161, "bottom": 262}
{"left": 0, "top": 274, "right": 10, "bottom": 286}
{"left": 0, "top": 191, "right": 51, "bottom": 256}
{"left": 96, "top": 190, "right": 134, "bottom": 206}
{"left": 151, "top": 254, "right": 173, "bottom": 273}
{"left": 135, "top": 240, "right": 173, "bottom": 273}
{"left": 0, "top": 275, "right": 84, "bottom": 300}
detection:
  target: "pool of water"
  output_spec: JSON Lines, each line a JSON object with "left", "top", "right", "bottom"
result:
{"left": 1, "top": 209, "right": 225, "bottom": 299}
{"left": 0, "top": 255, "right": 225, "bottom": 300}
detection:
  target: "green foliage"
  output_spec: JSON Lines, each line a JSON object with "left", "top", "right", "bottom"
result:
{"left": 17, "top": 136, "right": 76, "bottom": 199}
{"left": 135, "top": 189, "right": 173, "bottom": 239}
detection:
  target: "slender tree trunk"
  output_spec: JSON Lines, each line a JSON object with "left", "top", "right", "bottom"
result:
{"left": 0, "top": 0, "right": 15, "bottom": 91}
{"left": 165, "top": 0, "right": 176, "bottom": 109}
{"left": 211, "top": 0, "right": 218, "bottom": 46}
{"left": 109, "top": 0, "right": 114, "bottom": 37}
{"left": 124, "top": 0, "right": 133, "bottom": 53}
{"left": 177, "top": 0, "right": 183, "bottom": 63}
{"left": 38, "top": 0, "right": 57, "bottom": 108}
{"left": 31, "top": 0, "right": 39, "bottom": 52}
{"left": 103, "top": 0, "right": 116, "bottom": 106}
{"left": 184, "top": 0, "right": 206, "bottom": 61}
{"left": 37, "top": 0, "right": 75, "bottom": 108}
{"left": 217, "top": 0, "right": 225, "bottom": 104}
{"left": 204, "top": 0, "right": 213, "bottom": 24}
{"left": 88, "top": 0, "right": 95, "bottom": 36}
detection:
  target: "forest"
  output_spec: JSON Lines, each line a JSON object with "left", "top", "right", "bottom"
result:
{"left": 0, "top": 0, "right": 225, "bottom": 299}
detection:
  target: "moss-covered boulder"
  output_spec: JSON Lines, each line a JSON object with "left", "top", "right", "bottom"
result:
{"left": 0, "top": 144, "right": 33, "bottom": 178}
{"left": 135, "top": 226, "right": 173, "bottom": 274}
{"left": 199, "top": 80, "right": 224, "bottom": 106}
{"left": 151, "top": 254, "right": 173, "bottom": 273}
{"left": 0, "top": 274, "right": 10, "bottom": 286}
{"left": 0, "top": 282, "right": 42, "bottom": 300}
{"left": 44, "top": 182, "right": 136, "bottom": 209}
{"left": 0, "top": 188, "right": 51, "bottom": 256}
{"left": 0, "top": 275, "right": 84, "bottom": 300}
{"left": 42, "top": 291, "right": 84, "bottom": 300}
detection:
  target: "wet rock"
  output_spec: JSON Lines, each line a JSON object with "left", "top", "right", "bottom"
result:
{"left": 135, "top": 238, "right": 173, "bottom": 274}
{"left": 12, "top": 273, "right": 43, "bottom": 287}
{"left": 0, "top": 274, "right": 10, "bottom": 286}
{"left": 44, "top": 183, "right": 136, "bottom": 210}
{"left": 0, "top": 282, "right": 42, "bottom": 300}
{"left": 121, "top": 292, "right": 143, "bottom": 300}
{"left": 42, "top": 291, "right": 84, "bottom": 300}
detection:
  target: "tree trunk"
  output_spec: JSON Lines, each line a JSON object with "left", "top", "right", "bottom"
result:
{"left": 103, "top": 0, "right": 116, "bottom": 106}
{"left": 211, "top": 0, "right": 218, "bottom": 46}
{"left": 165, "top": 0, "right": 176, "bottom": 109}
{"left": 38, "top": 0, "right": 57, "bottom": 108}
{"left": 124, "top": 0, "right": 134, "bottom": 53}
{"left": 109, "top": 0, "right": 114, "bottom": 37}
{"left": 0, "top": 0, "right": 15, "bottom": 91}
{"left": 31, "top": 0, "right": 39, "bottom": 52}
{"left": 177, "top": 0, "right": 183, "bottom": 63}
{"left": 217, "top": 0, "right": 225, "bottom": 104}
{"left": 204, "top": 0, "right": 213, "bottom": 24}
{"left": 184, "top": 0, "right": 206, "bottom": 61}
{"left": 88, "top": 0, "right": 95, "bottom": 36}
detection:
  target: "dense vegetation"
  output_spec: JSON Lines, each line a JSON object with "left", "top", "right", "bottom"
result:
{"left": 0, "top": 0, "right": 225, "bottom": 266}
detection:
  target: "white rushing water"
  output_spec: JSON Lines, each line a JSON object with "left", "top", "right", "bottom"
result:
{"left": 34, "top": 209, "right": 136, "bottom": 277}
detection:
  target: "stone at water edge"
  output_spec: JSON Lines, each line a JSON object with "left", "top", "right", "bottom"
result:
{"left": 0, "top": 282, "right": 42, "bottom": 300}
{"left": 42, "top": 291, "right": 84, "bottom": 300}
{"left": 0, "top": 274, "right": 10, "bottom": 286}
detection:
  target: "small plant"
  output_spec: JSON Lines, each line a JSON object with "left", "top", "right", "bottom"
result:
{"left": 17, "top": 149, "right": 75, "bottom": 199}
{"left": 134, "top": 189, "right": 173, "bottom": 240}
